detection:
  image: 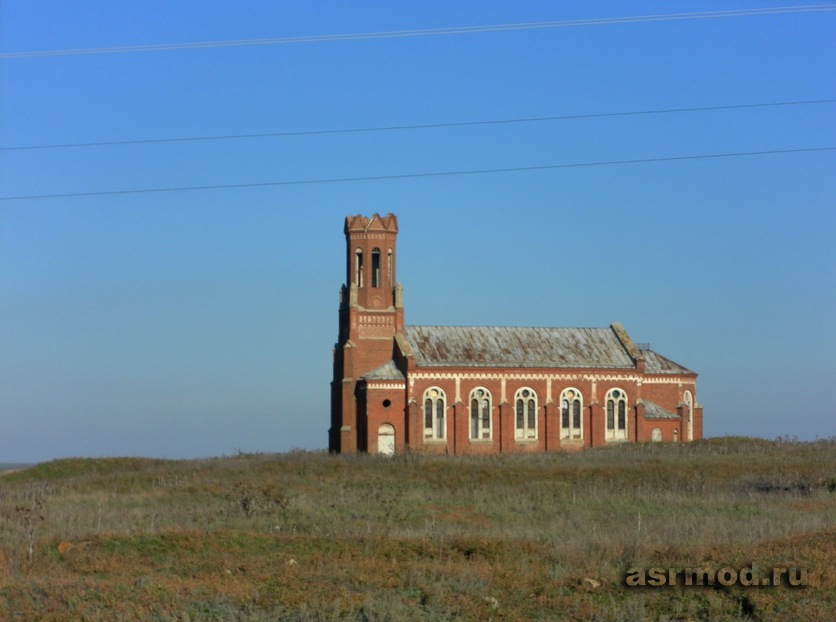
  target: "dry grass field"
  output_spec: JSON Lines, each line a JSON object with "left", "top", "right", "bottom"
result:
{"left": 0, "top": 437, "right": 834, "bottom": 621}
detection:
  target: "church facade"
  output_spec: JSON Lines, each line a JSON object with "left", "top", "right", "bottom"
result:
{"left": 330, "top": 213, "right": 702, "bottom": 455}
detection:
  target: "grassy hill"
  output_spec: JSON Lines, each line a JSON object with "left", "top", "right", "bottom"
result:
{"left": 0, "top": 464, "right": 30, "bottom": 472}
{"left": 0, "top": 438, "right": 834, "bottom": 620}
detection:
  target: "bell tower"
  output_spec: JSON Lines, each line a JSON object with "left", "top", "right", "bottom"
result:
{"left": 344, "top": 213, "right": 399, "bottom": 311}
{"left": 330, "top": 214, "right": 404, "bottom": 453}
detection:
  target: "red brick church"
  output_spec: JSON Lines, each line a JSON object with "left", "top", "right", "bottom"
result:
{"left": 330, "top": 213, "right": 702, "bottom": 455}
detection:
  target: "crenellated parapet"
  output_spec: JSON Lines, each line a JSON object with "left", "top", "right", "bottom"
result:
{"left": 345, "top": 213, "right": 398, "bottom": 233}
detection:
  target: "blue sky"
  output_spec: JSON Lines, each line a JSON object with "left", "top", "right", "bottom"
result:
{"left": 1, "top": 1, "right": 834, "bottom": 462}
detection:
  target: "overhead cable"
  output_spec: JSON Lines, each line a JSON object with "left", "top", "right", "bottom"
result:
{"left": 3, "top": 5, "right": 835, "bottom": 59}
{"left": 3, "top": 99, "right": 834, "bottom": 152}
{"left": 2, "top": 146, "right": 833, "bottom": 201}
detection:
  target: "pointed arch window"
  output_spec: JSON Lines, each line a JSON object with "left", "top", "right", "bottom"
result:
{"left": 606, "top": 388, "right": 628, "bottom": 440}
{"left": 423, "top": 387, "right": 446, "bottom": 440}
{"left": 560, "top": 388, "right": 583, "bottom": 440}
{"left": 469, "top": 387, "right": 492, "bottom": 440}
{"left": 371, "top": 248, "right": 381, "bottom": 288}
{"left": 354, "top": 249, "right": 364, "bottom": 287}
{"left": 514, "top": 388, "right": 538, "bottom": 440}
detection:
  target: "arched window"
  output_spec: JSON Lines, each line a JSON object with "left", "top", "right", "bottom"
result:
{"left": 605, "top": 388, "right": 628, "bottom": 440}
{"left": 560, "top": 388, "right": 583, "bottom": 440}
{"left": 387, "top": 249, "right": 393, "bottom": 287}
{"left": 514, "top": 388, "right": 538, "bottom": 440}
{"left": 371, "top": 248, "right": 381, "bottom": 288}
{"left": 683, "top": 390, "right": 693, "bottom": 442}
{"left": 651, "top": 427, "right": 662, "bottom": 442}
{"left": 469, "top": 387, "right": 492, "bottom": 440}
{"left": 423, "top": 387, "right": 446, "bottom": 440}
{"left": 354, "top": 249, "right": 364, "bottom": 287}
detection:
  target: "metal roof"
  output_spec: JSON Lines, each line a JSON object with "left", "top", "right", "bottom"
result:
{"left": 403, "top": 325, "right": 636, "bottom": 369}
{"left": 362, "top": 360, "right": 405, "bottom": 381}
{"left": 640, "top": 349, "right": 693, "bottom": 375}
{"left": 643, "top": 400, "right": 680, "bottom": 419}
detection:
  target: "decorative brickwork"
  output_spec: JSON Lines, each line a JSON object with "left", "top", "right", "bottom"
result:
{"left": 330, "top": 214, "right": 701, "bottom": 454}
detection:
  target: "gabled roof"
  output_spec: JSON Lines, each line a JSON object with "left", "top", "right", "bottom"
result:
{"left": 403, "top": 325, "right": 636, "bottom": 369}
{"left": 362, "top": 360, "right": 405, "bottom": 381}
{"left": 642, "top": 400, "right": 680, "bottom": 419}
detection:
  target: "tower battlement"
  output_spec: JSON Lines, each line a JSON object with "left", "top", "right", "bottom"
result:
{"left": 345, "top": 213, "right": 398, "bottom": 233}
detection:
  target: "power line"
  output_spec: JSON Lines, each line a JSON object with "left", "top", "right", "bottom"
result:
{"left": 3, "top": 5, "right": 835, "bottom": 59}
{"left": 3, "top": 99, "right": 834, "bottom": 152}
{"left": 2, "top": 147, "right": 833, "bottom": 202}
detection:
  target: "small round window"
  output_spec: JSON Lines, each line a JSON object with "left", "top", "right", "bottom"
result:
{"left": 382, "top": 399, "right": 391, "bottom": 408}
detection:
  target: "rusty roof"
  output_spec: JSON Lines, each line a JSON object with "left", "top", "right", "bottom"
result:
{"left": 404, "top": 325, "right": 637, "bottom": 369}
{"left": 402, "top": 325, "right": 695, "bottom": 374}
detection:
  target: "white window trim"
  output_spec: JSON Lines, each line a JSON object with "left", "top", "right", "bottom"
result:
{"left": 423, "top": 387, "right": 446, "bottom": 441}
{"left": 684, "top": 390, "right": 693, "bottom": 442}
{"left": 468, "top": 387, "right": 493, "bottom": 441}
{"left": 605, "top": 388, "right": 628, "bottom": 441}
{"left": 560, "top": 387, "right": 584, "bottom": 441}
{"left": 514, "top": 387, "right": 538, "bottom": 441}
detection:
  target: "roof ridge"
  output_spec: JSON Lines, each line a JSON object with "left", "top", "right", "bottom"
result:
{"left": 405, "top": 324, "right": 609, "bottom": 330}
